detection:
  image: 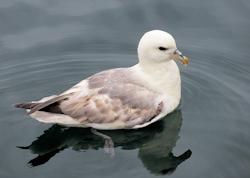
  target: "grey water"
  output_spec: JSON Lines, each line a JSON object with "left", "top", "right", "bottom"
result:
{"left": 0, "top": 0, "right": 250, "bottom": 177}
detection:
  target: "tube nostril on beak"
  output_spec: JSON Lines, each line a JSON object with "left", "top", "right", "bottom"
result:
{"left": 173, "top": 49, "right": 189, "bottom": 65}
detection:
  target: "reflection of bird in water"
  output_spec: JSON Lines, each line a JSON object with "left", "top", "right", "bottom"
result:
{"left": 18, "top": 109, "right": 191, "bottom": 175}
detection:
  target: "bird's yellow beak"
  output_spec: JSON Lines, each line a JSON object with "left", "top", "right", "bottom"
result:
{"left": 173, "top": 49, "right": 189, "bottom": 65}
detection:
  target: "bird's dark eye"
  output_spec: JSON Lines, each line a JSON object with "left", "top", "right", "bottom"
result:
{"left": 158, "top": 47, "right": 168, "bottom": 51}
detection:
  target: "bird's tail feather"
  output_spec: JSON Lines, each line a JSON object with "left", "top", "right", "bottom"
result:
{"left": 15, "top": 103, "right": 39, "bottom": 109}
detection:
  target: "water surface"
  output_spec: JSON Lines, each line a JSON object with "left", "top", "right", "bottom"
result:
{"left": 0, "top": 0, "right": 250, "bottom": 178}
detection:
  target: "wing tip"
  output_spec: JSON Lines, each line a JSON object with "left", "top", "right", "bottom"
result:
{"left": 15, "top": 103, "right": 34, "bottom": 109}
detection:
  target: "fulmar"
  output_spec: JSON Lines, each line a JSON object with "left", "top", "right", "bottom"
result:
{"left": 16, "top": 30, "right": 189, "bottom": 130}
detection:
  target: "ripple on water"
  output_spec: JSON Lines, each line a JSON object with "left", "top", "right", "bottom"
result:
{"left": 180, "top": 47, "right": 250, "bottom": 177}
{"left": 1, "top": 48, "right": 250, "bottom": 177}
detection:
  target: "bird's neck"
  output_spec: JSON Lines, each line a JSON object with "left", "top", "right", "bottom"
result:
{"left": 136, "top": 60, "right": 181, "bottom": 99}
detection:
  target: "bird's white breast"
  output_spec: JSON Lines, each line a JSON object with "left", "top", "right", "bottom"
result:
{"left": 131, "top": 60, "right": 181, "bottom": 114}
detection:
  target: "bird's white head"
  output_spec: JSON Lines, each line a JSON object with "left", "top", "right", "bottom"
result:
{"left": 137, "top": 30, "right": 189, "bottom": 65}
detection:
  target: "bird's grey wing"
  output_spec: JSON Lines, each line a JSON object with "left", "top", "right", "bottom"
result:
{"left": 20, "top": 68, "right": 164, "bottom": 128}
{"left": 59, "top": 69, "right": 164, "bottom": 128}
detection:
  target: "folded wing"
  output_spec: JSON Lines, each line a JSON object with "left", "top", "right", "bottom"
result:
{"left": 17, "top": 68, "right": 164, "bottom": 129}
